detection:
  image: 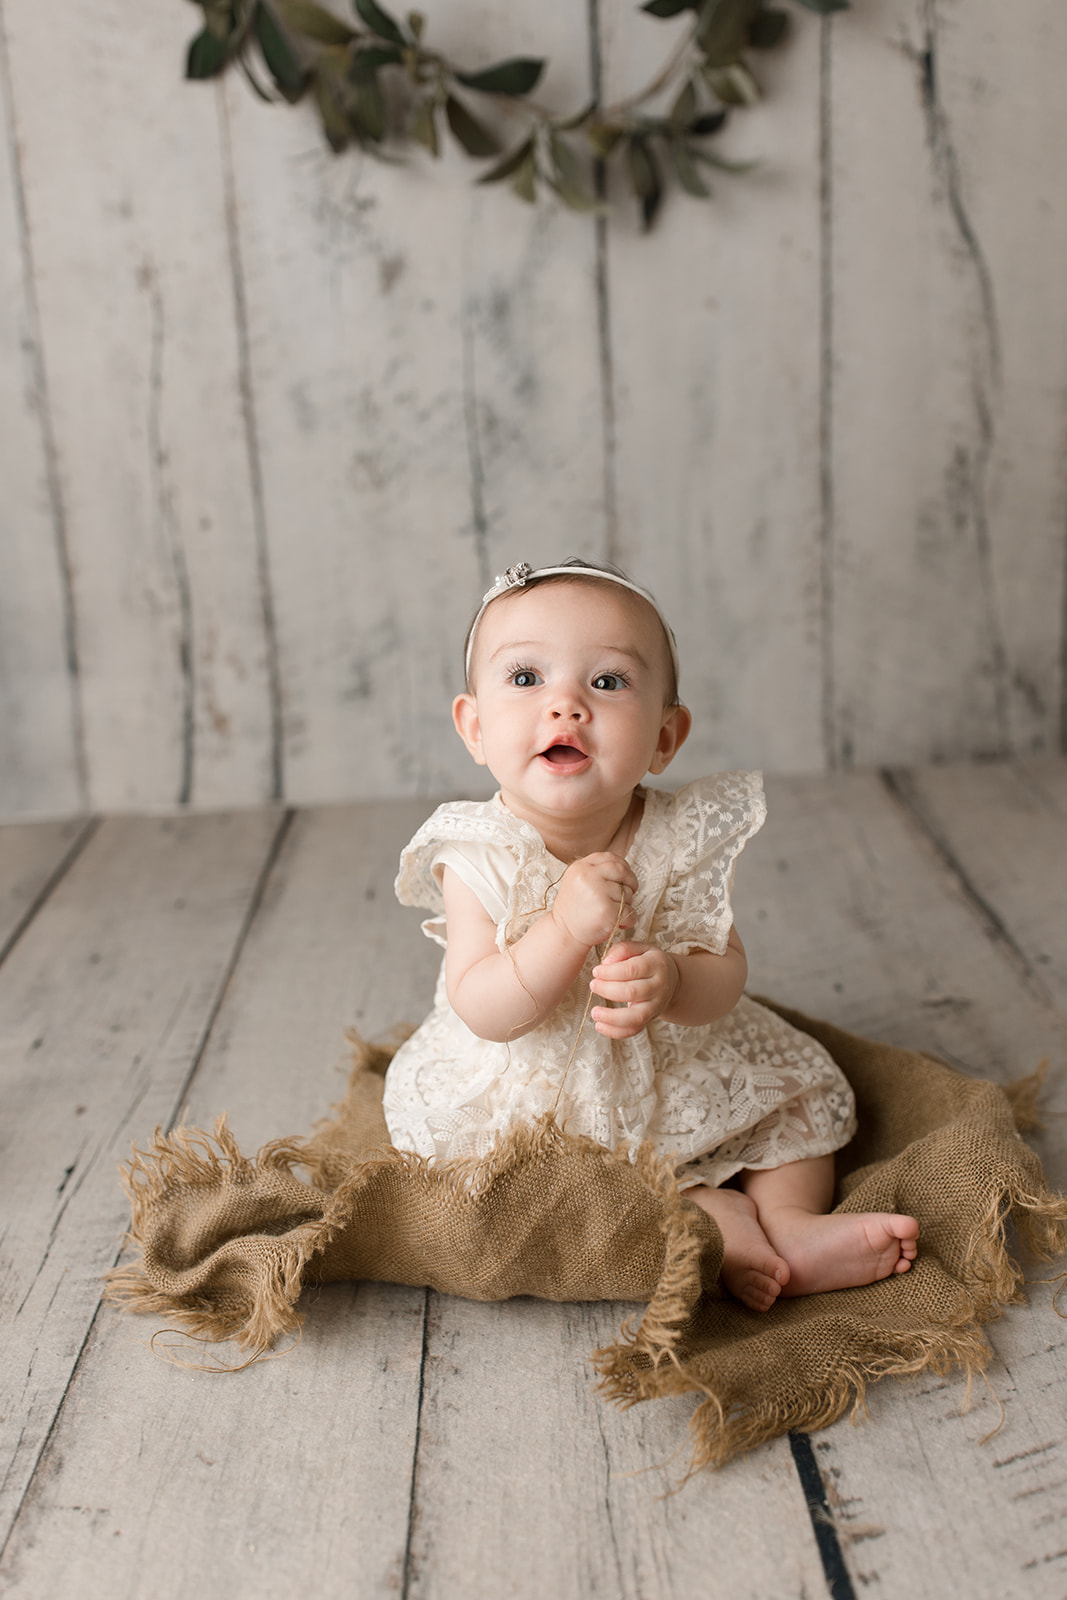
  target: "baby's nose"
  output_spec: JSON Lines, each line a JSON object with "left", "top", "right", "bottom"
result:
{"left": 547, "top": 678, "right": 591, "bottom": 719}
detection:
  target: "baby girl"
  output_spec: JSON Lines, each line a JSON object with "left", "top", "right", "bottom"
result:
{"left": 383, "top": 559, "right": 919, "bottom": 1311}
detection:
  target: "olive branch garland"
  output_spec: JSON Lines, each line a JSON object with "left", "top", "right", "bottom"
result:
{"left": 186, "top": 0, "right": 849, "bottom": 230}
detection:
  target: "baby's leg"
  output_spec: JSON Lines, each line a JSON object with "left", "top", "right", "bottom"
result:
{"left": 741, "top": 1155, "right": 919, "bottom": 1298}
{"left": 685, "top": 1184, "right": 790, "bottom": 1312}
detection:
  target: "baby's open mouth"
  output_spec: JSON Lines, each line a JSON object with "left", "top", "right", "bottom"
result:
{"left": 540, "top": 742, "right": 589, "bottom": 770}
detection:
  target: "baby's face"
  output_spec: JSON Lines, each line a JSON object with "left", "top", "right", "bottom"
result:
{"left": 453, "top": 581, "right": 688, "bottom": 829}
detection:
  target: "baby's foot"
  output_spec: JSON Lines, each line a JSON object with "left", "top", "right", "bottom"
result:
{"left": 761, "top": 1209, "right": 920, "bottom": 1298}
{"left": 687, "top": 1185, "right": 791, "bottom": 1312}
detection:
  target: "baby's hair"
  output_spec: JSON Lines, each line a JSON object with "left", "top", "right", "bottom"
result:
{"left": 462, "top": 556, "right": 681, "bottom": 706}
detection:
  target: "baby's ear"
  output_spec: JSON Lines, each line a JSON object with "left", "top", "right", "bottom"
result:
{"left": 648, "top": 703, "right": 691, "bottom": 774}
{"left": 452, "top": 694, "right": 487, "bottom": 765}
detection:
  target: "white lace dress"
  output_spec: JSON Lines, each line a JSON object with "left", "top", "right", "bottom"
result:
{"left": 383, "top": 774, "right": 856, "bottom": 1189}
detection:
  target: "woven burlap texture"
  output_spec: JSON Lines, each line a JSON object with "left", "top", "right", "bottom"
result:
{"left": 107, "top": 1002, "right": 1066, "bottom": 1469}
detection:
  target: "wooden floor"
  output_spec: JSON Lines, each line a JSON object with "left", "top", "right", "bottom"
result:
{"left": 1, "top": 762, "right": 1066, "bottom": 1599}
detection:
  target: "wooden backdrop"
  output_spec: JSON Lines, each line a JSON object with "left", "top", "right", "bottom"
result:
{"left": 1, "top": 0, "right": 1065, "bottom": 817}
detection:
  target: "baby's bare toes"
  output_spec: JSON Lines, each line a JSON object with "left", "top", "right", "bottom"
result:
{"left": 737, "top": 1272, "right": 783, "bottom": 1313}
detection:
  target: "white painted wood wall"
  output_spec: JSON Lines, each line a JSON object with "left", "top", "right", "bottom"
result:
{"left": 1, "top": 0, "right": 1064, "bottom": 818}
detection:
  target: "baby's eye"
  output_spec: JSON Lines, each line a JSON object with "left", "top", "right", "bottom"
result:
{"left": 508, "top": 667, "right": 542, "bottom": 688}
{"left": 592, "top": 672, "right": 629, "bottom": 692}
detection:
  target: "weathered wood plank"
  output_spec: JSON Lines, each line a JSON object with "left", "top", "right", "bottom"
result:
{"left": 0, "top": 803, "right": 435, "bottom": 1596}
{"left": 742, "top": 771, "right": 1066, "bottom": 1098}
{"left": 745, "top": 767, "right": 1067, "bottom": 1199}
{"left": 180, "top": 801, "right": 440, "bottom": 1144}
{"left": 829, "top": 0, "right": 1067, "bottom": 766}
{"left": 816, "top": 757, "right": 1067, "bottom": 1595}
{"left": 0, "top": 1281, "right": 426, "bottom": 1600}
{"left": 3, "top": 0, "right": 275, "bottom": 809}
{"left": 224, "top": 0, "right": 606, "bottom": 808}
{"left": 0, "top": 811, "right": 281, "bottom": 1548}
{"left": 0, "top": 19, "right": 83, "bottom": 815}
{"left": 0, "top": 818, "right": 92, "bottom": 962}
{"left": 808, "top": 1290, "right": 1067, "bottom": 1600}
{"left": 739, "top": 766, "right": 1067, "bottom": 1595}
{"left": 407, "top": 1295, "right": 827, "bottom": 1599}
{"left": 932, "top": 5, "right": 1067, "bottom": 762}
{"left": 889, "top": 759, "right": 1067, "bottom": 1011}
{"left": 599, "top": 4, "right": 826, "bottom": 779}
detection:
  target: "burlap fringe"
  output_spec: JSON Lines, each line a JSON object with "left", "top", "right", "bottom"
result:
{"left": 106, "top": 1120, "right": 319, "bottom": 1349}
{"left": 676, "top": 1326, "right": 994, "bottom": 1476}
{"left": 594, "top": 1155, "right": 1067, "bottom": 1472}
{"left": 616, "top": 1144, "right": 712, "bottom": 1364}
{"left": 105, "top": 1113, "right": 710, "bottom": 1366}
{"left": 106, "top": 1070, "right": 1067, "bottom": 1472}
{"left": 1005, "top": 1058, "right": 1050, "bottom": 1135}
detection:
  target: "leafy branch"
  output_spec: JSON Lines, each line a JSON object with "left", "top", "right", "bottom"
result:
{"left": 186, "top": 0, "right": 849, "bottom": 230}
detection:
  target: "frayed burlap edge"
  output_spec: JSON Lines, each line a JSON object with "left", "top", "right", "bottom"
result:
{"left": 105, "top": 1110, "right": 713, "bottom": 1366}
{"left": 594, "top": 1101, "right": 1067, "bottom": 1473}
{"left": 105, "top": 1043, "right": 1067, "bottom": 1472}
{"left": 106, "top": 1120, "right": 320, "bottom": 1352}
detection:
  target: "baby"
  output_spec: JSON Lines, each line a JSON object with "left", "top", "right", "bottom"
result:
{"left": 384, "top": 559, "right": 919, "bottom": 1311}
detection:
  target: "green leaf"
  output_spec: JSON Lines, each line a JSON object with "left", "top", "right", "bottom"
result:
{"left": 477, "top": 138, "right": 535, "bottom": 185}
{"left": 351, "top": 44, "right": 402, "bottom": 76}
{"left": 747, "top": 7, "right": 789, "bottom": 47}
{"left": 641, "top": 0, "right": 694, "bottom": 15}
{"left": 444, "top": 94, "right": 501, "bottom": 157}
{"left": 202, "top": 3, "right": 237, "bottom": 43}
{"left": 352, "top": 74, "right": 385, "bottom": 138}
{"left": 353, "top": 0, "right": 406, "bottom": 46}
{"left": 454, "top": 57, "right": 544, "bottom": 97}
{"left": 586, "top": 120, "right": 623, "bottom": 158}
{"left": 669, "top": 80, "right": 698, "bottom": 127}
{"left": 793, "top": 0, "right": 849, "bottom": 11}
{"left": 669, "top": 139, "right": 711, "bottom": 197}
{"left": 186, "top": 26, "right": 231, "bottom": 78}
{"left": 511, "top": 149, "right": 539, "bottom": 204}
{"left": 627, "top": 136, "right": 663, "bottom": 231}
{"left": 690, "top": 109, "right": 727, "bottom": 136}
{"left": 411, "top": 96, "right": 439, "bottom": 154}
{"left": 696, "top": 0, "right": 761, "bottom": 69}
{"left": 545, "top": 175, "right": 604, "bottom": 214}
{"left": 548, "top": 132, "right": 587, "bottom": 193}
{"left": 274, "top": 0, "right": 356, "bottom": 45}
{"left": 313, "top": 68, "right": 352, "bottom": 149}
{"left": 627, "top": 138, "right": 657, "bottom": 198}
{"left": 254, "top": 3, "right": 307, "bottom": 100}
{"left": 703, "top": 60, "right": 760, "bottom": 105}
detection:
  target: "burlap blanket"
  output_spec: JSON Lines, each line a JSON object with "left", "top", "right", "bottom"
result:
{"left": 107, "top": 1003, "right": 1066, "bottom": 1469}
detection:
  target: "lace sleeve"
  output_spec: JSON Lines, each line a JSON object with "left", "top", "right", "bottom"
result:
{"left": 653, "top": 773, "right": 766, "bottom": 957}
{"left": 393, "top": 800, "right": 530, "bottom": 918}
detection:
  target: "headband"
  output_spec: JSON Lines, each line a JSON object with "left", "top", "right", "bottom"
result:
{"left": 464, "top": 561, "right": 680, "bottom": 685}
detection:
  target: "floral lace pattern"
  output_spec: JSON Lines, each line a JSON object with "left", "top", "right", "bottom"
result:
{"left": 385, "top": 776, "right": 856, "bottom": 1184}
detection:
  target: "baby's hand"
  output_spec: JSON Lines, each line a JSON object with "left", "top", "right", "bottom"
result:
{"left": 550, "top": 853, "right": 638, "bottom": 949}
{"left": 589, "top": 942, "right": 680, "bottom": 1039}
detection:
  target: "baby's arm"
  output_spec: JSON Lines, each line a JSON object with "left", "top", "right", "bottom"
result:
{"left": 442, "top": 853, "right": 639, "bottom": 1043}
{"left": 588, "top": 926, "right": 748, "bottom": 1040}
